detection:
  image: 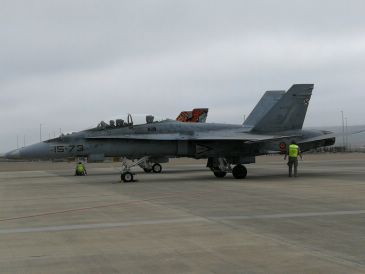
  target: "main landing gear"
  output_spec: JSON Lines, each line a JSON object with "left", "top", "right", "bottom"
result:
{"left": 232, "top": 164, "right": 247, "bottom": 179}
{"left": 120, "top": 157, "right": 163, "bottom": 183}
{"left": 208, "top": 157, "right": 248, "bottom": 179}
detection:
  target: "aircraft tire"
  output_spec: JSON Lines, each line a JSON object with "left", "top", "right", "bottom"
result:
{"left": 121, "top": 172, "right": 134, "bottom": 183}
{"left": 152, "top": 163, "right": 162, "bottom": 173}
{"left": 232, "top": 165, "right": 247, "bottom": 179}
{"left": 143, "top": 168, "right": 152, "bottom": 173}
{"left": 213, "top": 171, "right": 227, "bottom": 178}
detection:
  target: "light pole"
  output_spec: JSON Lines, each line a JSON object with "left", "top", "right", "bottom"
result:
{"left": 40, "top": 124, "right": 42, "bottom": 142}
{"left": 345, "top": 117, "right": 349, "bottom": 151}
{"left": 341, "top": 110, "right": 345, "bottom": 151}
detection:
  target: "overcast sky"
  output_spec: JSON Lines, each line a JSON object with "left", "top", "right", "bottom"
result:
{"left": 1, "top": 0, "right": 365, "bottom": 152}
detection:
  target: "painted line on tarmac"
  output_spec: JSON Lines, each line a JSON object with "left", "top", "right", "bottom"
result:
{"left": 1, "top": 210, "right": 365, "bottom": 234}
{"left": 0, "top": 191, "right": 213, "bottom": 222}
{"left": 0, "top": 217, "right": 208, "bottom": 234}
{"left": 210, "top": 209, "right": 365, "bottom": 221}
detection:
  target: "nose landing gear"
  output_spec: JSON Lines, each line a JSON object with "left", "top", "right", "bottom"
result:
{"left": 121, "top": 172, "right": 134, "bottom": 182}
{"left": 120, "top": 157, "right": 164, "bottom": 183}
{"left": 120, "top": 157, "right": 150, "bottom": 183}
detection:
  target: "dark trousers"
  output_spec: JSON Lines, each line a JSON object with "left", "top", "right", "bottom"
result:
{"left": 75, "top": 170, "right": 86, "bottom": 176}
{"left": 288, "top": 157, "right": 298, "bottom": 177}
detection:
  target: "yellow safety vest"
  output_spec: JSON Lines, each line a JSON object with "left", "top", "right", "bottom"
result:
{"left": 77, "top": 164, "right": 85, "bottom": 173}
{"left": 289, "top": 144, "right": 299, "bottom": 158}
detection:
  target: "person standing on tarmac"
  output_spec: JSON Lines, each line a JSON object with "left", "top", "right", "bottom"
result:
{"left": 284, "top": 141, "right": 302, "bottom": 177}
{"left": 75, "top": 162, "right": 87, "bottom": 176}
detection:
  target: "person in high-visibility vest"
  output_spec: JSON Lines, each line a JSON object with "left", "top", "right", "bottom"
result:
{"left": 75, "top": 162, "right": 87, "bottom": 176}
{"left": 284, "top": 141, "right": 302, "bottom": 177}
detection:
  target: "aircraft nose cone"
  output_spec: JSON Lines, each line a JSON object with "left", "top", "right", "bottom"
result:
{"left": 5, "top": 149, "right": 21, "bottom": 159}
{"left": 5, "top": 142, "right": 50, "bottom": 160}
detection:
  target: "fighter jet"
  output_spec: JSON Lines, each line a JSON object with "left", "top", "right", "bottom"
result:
{"left": 0, "top": 91, "right": 280, "bottom": 171}
{"left": 4, "top": 84, "right": 345, "bottom": 182}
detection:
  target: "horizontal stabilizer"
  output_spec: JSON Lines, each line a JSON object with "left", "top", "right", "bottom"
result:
{"left": 299, "top": 128, "right": 365, "bottom": 144}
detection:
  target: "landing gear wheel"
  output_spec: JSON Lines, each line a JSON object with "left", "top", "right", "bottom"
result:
{"left": 121, "top": 172, "right": 134, "bottom": 183}
{"left": 152, "top": 163, "right": 162, "bottom": 173}
{"left": 143, "top": 168, "right": 152, "bottom": 173}
{"left": 232, "top": 165, "right": 247, "bottom": 179}
{"left": 213, "top": 171, "right": 227, "bottom": 178}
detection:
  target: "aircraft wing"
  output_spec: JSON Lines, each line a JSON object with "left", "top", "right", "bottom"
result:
{"left": 86, "top": 132, "right": 298, "bottom": 142}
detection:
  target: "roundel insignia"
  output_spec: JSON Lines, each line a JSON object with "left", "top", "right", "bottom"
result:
{"left": 279, "top": 142, "right": 286, "bottom": 151}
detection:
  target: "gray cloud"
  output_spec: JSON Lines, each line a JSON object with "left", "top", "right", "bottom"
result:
{"left": 1, "top": 0, "right": 365, "bottom": 151}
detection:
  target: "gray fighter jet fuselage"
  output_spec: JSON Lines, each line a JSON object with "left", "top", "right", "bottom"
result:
{"left": 4, "top": 84, "right": 339, "bottom": 181}
{"left": 5, "top": 121, "right": 332, "bottom": 160}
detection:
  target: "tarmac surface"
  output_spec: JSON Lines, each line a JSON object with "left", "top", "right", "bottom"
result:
{"left": 0, "top": 153, "right": 365, "bottom": 274}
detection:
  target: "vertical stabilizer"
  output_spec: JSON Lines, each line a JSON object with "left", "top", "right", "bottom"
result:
{"left": 176, "top": 108, "right": 209, "bottom": 123}
{"left": 243, "top": 90, "right": 285, "bottom": 127}
{"left": 252, "top": 84, "right": 313, "bottom": 132}
{"left": 192, "top": 108, "right": 209, "bottom": 123}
